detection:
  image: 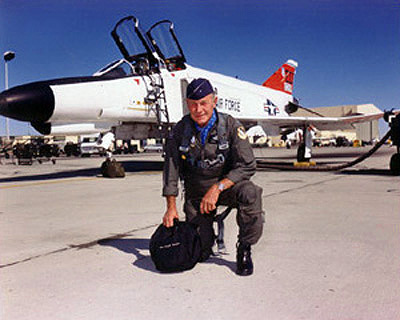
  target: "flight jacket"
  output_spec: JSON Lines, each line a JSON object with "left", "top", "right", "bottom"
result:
{"left": 162, "top": 111, "right": 256, "bottom": 198}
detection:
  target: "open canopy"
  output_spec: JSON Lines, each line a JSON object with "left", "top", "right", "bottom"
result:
{"left": 147, "top": 20, "right": 186, "bottom": 71}
{"left": 111, "top": 16, "right": 186, "bottom": 73}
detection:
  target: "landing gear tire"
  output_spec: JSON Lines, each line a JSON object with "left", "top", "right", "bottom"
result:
{"left": 390, "top": 153, "right": 400, "bottom": 175}
{"left": 297, "top": 144, "right": 306, "bottom": 162}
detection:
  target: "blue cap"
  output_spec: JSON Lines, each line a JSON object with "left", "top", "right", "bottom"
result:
{"left": 186, "top": 78, "right": 214, "bottom": 100}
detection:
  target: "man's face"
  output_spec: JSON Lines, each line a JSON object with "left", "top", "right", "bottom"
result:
{"left": 187, "top": 93, "right": 217, "bottom": 127}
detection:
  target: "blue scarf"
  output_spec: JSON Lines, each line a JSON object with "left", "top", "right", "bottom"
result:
{"left": 195, "top": 109, "right": 217, "bottom": 145}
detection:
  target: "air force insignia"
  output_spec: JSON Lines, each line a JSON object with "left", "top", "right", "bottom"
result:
{"left": 237, "top": 127, "right": 247, "bottom": 140}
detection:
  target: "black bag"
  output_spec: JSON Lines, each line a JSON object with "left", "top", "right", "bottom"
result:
{"left": 150, "top": 219, "right": 201, "bottom": 273}
{"left": 101, "top": 159, "right": 125, "bottom": 178}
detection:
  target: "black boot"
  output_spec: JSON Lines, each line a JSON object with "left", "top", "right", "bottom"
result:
{"left": 199, "top": 247, "right": 213, "bottom": 262}
{"left": 236, "top": 242, "right": 253, "bottom": 276}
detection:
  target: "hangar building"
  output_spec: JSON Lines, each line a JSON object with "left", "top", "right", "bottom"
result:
{"left": 293, "top": 103, "right": 381, "bottom": 142}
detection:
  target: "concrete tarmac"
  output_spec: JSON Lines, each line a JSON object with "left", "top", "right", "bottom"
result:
{"left": 0, "top": 146, "right": 399, "bottom": 320}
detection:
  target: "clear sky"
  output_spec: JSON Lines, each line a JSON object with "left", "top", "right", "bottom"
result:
{"left": 0, "top": 0, "right": 399, "bottom": 136}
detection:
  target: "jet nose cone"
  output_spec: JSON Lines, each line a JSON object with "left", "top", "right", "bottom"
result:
{"left": 0, "top": 82, "right": 55, "bottom": 123}
{"left": 0, "top": 94, "right": 7, "bottom": 115}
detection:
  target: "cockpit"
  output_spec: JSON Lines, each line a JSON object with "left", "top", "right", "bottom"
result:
{"left": 95, "top": 16, "right": 186, "bottom": 78}
{"left": 146, "top": 19, "right": 186, "bottom": 71}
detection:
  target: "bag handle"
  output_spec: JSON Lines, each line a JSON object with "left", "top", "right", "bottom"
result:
{"left": 172, "top": 218, "right": 180, "bottom": 232}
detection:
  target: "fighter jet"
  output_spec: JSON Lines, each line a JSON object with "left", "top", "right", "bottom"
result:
{"left": 0, "top": 15, "right": 397, "bottom": 167}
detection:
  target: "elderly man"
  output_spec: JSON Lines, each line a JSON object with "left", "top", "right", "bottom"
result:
{"left": 162, "top": 78, "right": 263, "bottom": 276}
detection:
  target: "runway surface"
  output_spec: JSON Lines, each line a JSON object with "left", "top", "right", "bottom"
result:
{"left": 1, "top": 146, "right": 399, "bottom": 320}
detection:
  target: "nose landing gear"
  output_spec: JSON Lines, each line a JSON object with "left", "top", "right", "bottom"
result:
{"left": 296, "top": 125, "right": 315, "bottom": 163}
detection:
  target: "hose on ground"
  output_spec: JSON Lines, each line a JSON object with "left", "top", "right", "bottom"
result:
{"left": 256, "top": 129, "right": 392, "bottom": 172}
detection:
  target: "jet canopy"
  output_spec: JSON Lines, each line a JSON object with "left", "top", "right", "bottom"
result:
{"left": 111, "top": 16, "right": 186, "bottom": 74}
{"left": 111, "top": 16, "right": 158, "bottom": 74}
{"left": 147, "top": 20, "right": 186, "bottom": 71}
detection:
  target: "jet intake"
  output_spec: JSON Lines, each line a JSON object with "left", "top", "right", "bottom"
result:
{"left": 285, "top": 101, "right": 299, "bottom": 114}
{"left": 99, "top": 107, "right": 157, "bottom": 122}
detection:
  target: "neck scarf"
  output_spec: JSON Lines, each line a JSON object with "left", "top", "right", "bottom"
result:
{"left": 195, "top": 109, "right": 217, "bottom": 145}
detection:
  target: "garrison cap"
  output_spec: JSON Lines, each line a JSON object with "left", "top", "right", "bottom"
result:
{"left": 186, "top": 78, "right": 214, "bottom": 100}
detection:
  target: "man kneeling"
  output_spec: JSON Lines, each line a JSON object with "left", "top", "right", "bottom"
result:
{"left": 162, "top": 78, "right": 264, "bottom": 276}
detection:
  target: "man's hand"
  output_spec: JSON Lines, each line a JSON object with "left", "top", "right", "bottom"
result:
{"left": 163, "top": 208, "right": 179, "bottom": 227}
{"left": 200, "top": 184, "right": 220, "bottom": 214}
{"left": 200, "top": 179, "right": 235, "bottom": 214}
{"left": 163, "top": 196, "right": 179, "bottom": 227}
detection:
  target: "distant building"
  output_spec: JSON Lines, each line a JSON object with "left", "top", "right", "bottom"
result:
{"left": 293, "top": 104, "right": 381, "bottom": 142}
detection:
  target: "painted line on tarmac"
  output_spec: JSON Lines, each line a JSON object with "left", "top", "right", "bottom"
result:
{"left": 0, "top": 177, "right": 98, "bottom": 189}
{"left": 0, "top": 223, "right": 159, "bottom": 269}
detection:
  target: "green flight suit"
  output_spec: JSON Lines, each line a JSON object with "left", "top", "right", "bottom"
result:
{"left": 163, "top": 111, "right": 263, "bottom": 252}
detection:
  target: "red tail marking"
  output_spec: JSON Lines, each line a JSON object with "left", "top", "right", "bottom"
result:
{"left": 262, "top": 60, "right": 298, "bottom": 95}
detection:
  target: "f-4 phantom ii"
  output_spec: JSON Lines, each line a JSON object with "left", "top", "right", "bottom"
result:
{"left": 1, "top": 15, "right": 399, "bottom": 169}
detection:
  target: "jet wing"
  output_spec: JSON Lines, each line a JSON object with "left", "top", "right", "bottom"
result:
{"left": 250, "top": 112, "right": 385, "bottom": 131}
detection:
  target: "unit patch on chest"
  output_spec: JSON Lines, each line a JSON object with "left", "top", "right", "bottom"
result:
{"left": 237, "top": 126, "right": 247, "bottom": 140}
{"left": 190, "top": 136, "right": 196, "bottom": 147}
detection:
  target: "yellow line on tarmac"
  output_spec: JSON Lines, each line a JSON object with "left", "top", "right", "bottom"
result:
{"left": 0, "top": 177, "right": 98, "bottom": 189}
{"left": 127, "top": 106, "right": 147, "bottom": 111}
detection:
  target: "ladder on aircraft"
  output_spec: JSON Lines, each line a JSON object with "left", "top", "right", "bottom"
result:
{"left": 111, "top": 16, "right": 177, "bottom": 138}
{"left": 144, "top": 75, "right": 172, "bottom": 138}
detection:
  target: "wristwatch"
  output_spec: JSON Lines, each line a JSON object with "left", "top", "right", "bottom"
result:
{"left": 217, "top": 182, "right": 225, "bottom": 192}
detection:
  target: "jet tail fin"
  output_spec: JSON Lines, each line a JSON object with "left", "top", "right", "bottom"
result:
{"left": 262, "top": 59, "right": 298, "bottom": 95}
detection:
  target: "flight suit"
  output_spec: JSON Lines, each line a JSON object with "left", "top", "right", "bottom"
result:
{"left": 163, "top": 111, "right": 263, "bottom": 253}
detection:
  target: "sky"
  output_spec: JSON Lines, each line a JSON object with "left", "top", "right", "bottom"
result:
{"left": 0, "top": 0, "right": 399, "bottom": 136}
